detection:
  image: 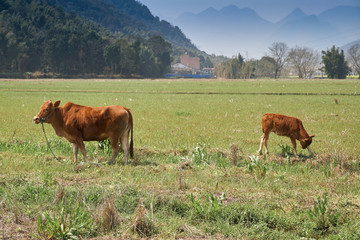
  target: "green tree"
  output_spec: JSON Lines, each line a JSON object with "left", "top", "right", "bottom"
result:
{"left": 242, "top": 60, "right": 256, "bottom": 79}
{"left": 255, "top": 56, "right": 276, "bottom": 78}
{"left": 199, "top": 55, "right": 213, "bottom": 69}
{"left": 215, "top": 54, "right": 244, "bottom": 79}
{"left": 139, "top": 47, "right": 157, "bottom": 77}
{"left": 321, "top": 46, "right": 350, "bottom": 79}
{"left": 145, "top": 35, "right": 171, "bottom": 76}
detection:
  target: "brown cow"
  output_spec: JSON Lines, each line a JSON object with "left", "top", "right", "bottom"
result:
{"left": 33, "top": 100, "right": 133, "bottom": 164}
{"left": 258, "top": 113, "right": 315, "bottom": 156}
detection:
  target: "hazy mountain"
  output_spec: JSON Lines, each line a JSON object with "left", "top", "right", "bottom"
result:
{"left": 177, "top": 5, "right": 271, "bottom": 29}
{"left": 276, "top": 8, "right": 308, "bottom": 25}
{"left": 318, "top": 5, "right": 360, "bottom": 31}
{"left": 176, "top": 5, "right": 273, "bottom": 57}
{"left": 174, "top": 5, "right": 360, "bottom": 58}
{"left": 272, "top": 14, "right": 340, "bottom": 49}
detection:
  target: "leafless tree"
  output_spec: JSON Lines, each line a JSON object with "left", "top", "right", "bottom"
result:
{"left": 288, "top": 46, "right": 320, "bottom": 79}
{"left": 268, "top": 42, "right": 288, "bottom": 79}
{"left": 347, "top": 43, "right": 360, "bottom": 78}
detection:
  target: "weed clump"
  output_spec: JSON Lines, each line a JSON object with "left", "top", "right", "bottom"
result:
{"left": 192, "top": 144, "right": 211, "bottom": 165}
{"left": 131, "top": 199, "right": 156, "bottom": 237}
{"left": 307, "top": 193, "right": 341, "bottom": 232}
{"left": 230, "top": 143, "right": 240, "bottom": 166}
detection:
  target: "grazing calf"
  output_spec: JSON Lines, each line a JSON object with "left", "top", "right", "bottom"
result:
{"left": 258, "top": 113, "right": 315, "bottom": 156}
{"left": 33, "top": 100, "right": 133, "bottom": 164}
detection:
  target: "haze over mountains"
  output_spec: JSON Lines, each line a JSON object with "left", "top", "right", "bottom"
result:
{"left": 174, "top": 5, "right": 360, "bottom": 59}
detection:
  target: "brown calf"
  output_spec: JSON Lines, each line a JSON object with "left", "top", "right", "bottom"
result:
{"left": 33, "top": 100, "right": 133, "bottom": 164}
{"left": 258, "top": 113, "right": 315, "bottom": 156}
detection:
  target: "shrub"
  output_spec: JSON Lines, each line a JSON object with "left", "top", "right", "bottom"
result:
{"left": 246, "top": 155, "right": 267, "bottom": 178}
{"left": 192, "top": 144, "right": 211, "bottom": 165}
{"left": 35, "top": 200, "right": 96, "bottom": 239}
{"left": 279, "top": 143, "right": 293, "bottom": 157}
{"left": 307, "top": 193, "right": 341, "bottom": 232}
{"left": 187, "top": 192, "right": 225, "bottom": 221}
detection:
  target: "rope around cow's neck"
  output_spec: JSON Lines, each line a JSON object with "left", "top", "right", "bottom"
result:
{"left": 41, "top": 121, "right": 59, "bottom": 161}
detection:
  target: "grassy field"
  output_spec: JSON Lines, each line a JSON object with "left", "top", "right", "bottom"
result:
{"left": 0, "top": 79, "right": 360, "bottom": 239}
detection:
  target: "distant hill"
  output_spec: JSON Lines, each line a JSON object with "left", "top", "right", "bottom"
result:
{"left": 0, "top": 0, "right": 185, "bottom": 77}
{"left": 174, "top": 5, "right": 360, "bottom": 58}
{"left": 0, "top": 0, "right": 218, "bottom": 77}
{"left": 47, "top": 0, "right": 196, "bottom": 49}
{"left": 342, "top": 40, "right": 360, "bottom": 52}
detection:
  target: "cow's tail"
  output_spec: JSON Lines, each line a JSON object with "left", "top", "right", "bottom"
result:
{"left": 126, "top": 108, "right": 134, "bottom": 158}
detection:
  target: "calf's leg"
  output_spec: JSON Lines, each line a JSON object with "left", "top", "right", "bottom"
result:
{"left": 290, "top": 137, "right": 298, "bottom": 156}
{"left": 258, "top": 133, "right": 270, "bottom": 155}
{"left": 262, "top": 131, "right": 271, "bottom": 155}
{"left": 258, "top": 134, "right": 265, "bottom": 155}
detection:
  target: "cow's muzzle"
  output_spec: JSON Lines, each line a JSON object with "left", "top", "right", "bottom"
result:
{"left": 33, "top": 116, "right": 41, "bottom": 124}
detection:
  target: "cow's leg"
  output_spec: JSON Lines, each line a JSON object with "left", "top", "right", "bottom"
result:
{"left": 120, "top": 132, "right": 130, "bottom": 164}
{"left": 73, "top": 144, "right": 79, "bottom": 163}
{"left": 108, "top": 137, "right": 120, "bottom": 165}
{"left": 75, "top": 139, "right": 87, "bottom": 162}
{"left": 307, "top": 146, "right": 314, "bottom": 156}
{"left": 290, "top": 137, "right": 297, "bottom": 156}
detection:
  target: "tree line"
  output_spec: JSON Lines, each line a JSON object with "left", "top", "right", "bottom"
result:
{"left": 0, "top": 0, "right": 171, "bottom": 78}
{"left": 2, "top": 1, "right": 359, "bottom": 79}
{"left": 215, "top": 42, "right": 360, "bottom": 79}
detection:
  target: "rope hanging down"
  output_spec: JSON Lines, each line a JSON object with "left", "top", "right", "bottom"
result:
{"left": 41, "top": 121, "right": 59, "bottom": 161}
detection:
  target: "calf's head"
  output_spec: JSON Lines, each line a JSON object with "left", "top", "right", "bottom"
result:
{"left": 33, "top": 100, "right": 60, "bottom": 124}
{"left": 300, "top": 135, "right": 315, "bottom": 149}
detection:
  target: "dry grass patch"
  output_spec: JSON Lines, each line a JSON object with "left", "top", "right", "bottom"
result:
{"left": 94, "top": 196, "right": 122, "bottom": 232}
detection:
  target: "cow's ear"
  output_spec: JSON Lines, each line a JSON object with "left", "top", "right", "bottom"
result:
{"left": 310, "top": 134, "right": 316, "bottom": 138}
{"left": 54, "top": 100, "right": 61, "bottom": 108}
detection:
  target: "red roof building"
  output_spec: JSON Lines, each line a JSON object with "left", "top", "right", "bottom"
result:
{"left": 180, "top": 54, "right": 200, "bottom": 70}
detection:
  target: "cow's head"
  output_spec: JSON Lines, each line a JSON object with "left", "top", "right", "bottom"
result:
{"left": 300, "top": 135, "right": 315, "bottom": 149}
{"left": 33, "top": 100, "right": 60, "bottom": 124}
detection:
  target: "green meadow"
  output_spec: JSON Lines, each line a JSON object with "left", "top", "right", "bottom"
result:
{"left": 0, "top": 79, "right": 359, "bottom": 239}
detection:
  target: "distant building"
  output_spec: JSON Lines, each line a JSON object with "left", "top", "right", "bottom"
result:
{"left": 171, "top": 63, "right": 192, "bottom": 74}
{"left": 180, "top": 54, "right": 200, "bottom": 70}
{"left": 164, "top": 53, "right": 213, "bottom": 78}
